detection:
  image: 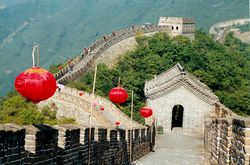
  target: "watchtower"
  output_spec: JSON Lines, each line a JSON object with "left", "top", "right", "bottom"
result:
{"left": 144, "top": 64, "right": 218, "bottom": 134}
{"left": 158, "top": 17, "right": 195, "bottom": 40}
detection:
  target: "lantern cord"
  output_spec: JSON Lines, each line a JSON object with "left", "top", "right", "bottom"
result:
{"left": 130, "top": 90, "right": 133, "bottom": 163}
{"left": 118, "top": 76, "right": 121, "bottom": 87}
{"left": 88, "top": 65, "right": 97, "bottom": 165}
{"left": 117, "top": 104, "right": 123, "bottom": 110}
{"left": 90, "top": 68, "right": 147, "bottom": 103}
{"left": 37, "top": 44, "right": 40, "bottom": 67}
{"left": 32, "top": 43, "right": 40, "bottom": 67}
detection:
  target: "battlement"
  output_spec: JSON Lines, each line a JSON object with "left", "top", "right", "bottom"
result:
{"left": 54, "top": 17, "right": 195, "bottom": 84}
{"left": 205, "top": 116, "right": 250, "bottom": 165}
{"left": 158, "top": 16, "right": 195, "bottom": 25}
{"left": 0, "top": 123, "right": 155, "bottom": 164}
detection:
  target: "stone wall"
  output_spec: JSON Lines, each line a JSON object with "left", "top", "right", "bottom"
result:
{"left": 205, "top": 117, "right": 250, "bottom": 165}
{"left": 0, "top": 123, "right": 155, "bottom": 165}
{"left": 39, "top": 86, "right": 144, "bottom": 129}
{"left": 55, "top": 25, "right": 173, "bottom": 84}
{"left": 55, "top": 23, "right": 195, "bottom": 84}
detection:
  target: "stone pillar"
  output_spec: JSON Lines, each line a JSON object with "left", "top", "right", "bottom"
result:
{"left": 127, "top": 129, "right": 133, "bottom": 162}
{"left": 231, "top": 118, "right": 250, "bottom": 164}
{"left": 95, "top": 128, "right": 109, "bottom": 164}
{"left": 54, "top": 124, "right": 80, "bottom": 165}
{"left": 218, "top": 119, "right": 232, "bottom": 165}
{"left": 141, "top": 129, "right": 146, "bottom": 142}
{"left": 133, "top": 129, "right": 140, "bottom": 160}
{"left": 110, "top": 130, "right": 119, "bottom": 164}
{"left": 0, "top": 124, "right": 25, "bottom": 165}
{"left": 23, "top": 124, "right": 58, "bottom": 165}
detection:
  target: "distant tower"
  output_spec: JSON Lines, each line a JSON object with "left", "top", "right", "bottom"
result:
{"left": 158, "top": 17, "right": 195, "bottom": 40}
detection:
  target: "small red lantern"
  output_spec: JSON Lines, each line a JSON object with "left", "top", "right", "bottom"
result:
{"left": 115, "top": 121, "right": 120, "bottom": 126}
{"left": 140, "top": 107, "right": 153, "bottom": 118}
{"left": 59, "top": 66, "right": 63, "bottom": 70}
{"left": 15, "top": 66, "right": 57, "bottom": 103}
{"left": 108, "top": 87, "right": 128, "bottom": 104}
{"left": 79, "top": 92, "right": 83, "bottom": 96}
{"left": 100, "top": 106, "right": 105, "bottom": 111}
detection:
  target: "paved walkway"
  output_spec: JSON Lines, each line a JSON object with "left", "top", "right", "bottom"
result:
{"left": 135, "top": 128, "right": 205, "bottom": 165}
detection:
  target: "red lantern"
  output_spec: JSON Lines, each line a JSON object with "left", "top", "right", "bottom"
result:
{"left": 108, "top": 87, "right": 128, "bottom": 104}
{"left": 140, "top": 107, "right": 153, "bottom": 118}
{"left": 59, "top": 66, "right": 63, "bottom": 70}
{"left": 100, "top": 106, "right": 105, "bottom": 111}
{"left": 79, "top": 92, "right": 83, "bottom": 96}
{"left": 115, "top": 121, "right": 120, "bottom": 126}
{"left": 14, "top": 66, "right": 57, "bottom": 103}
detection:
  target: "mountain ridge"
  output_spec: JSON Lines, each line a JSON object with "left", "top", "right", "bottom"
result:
{"left": 0, "top": 0, "right": 249, "bottom": 96}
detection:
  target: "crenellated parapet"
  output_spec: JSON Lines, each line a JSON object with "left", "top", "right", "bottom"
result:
{"left": 205, "top": 116, "right": 250, "bottom": 165}
{"left": 39, "top": 86, "right": 144, "bottom": 129}
{"left": 0, "top": 123, "right": 155, "bottom": 165}
{"left": 55, "top": 25, "right": 173, "bottom": 84}
{"left": 54, "top": 18, "right": 195, "bottom": 84}
{"left": 158, "top": 17, "right": 195, "bottom": 35}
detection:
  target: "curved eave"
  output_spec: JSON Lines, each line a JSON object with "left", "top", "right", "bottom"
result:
{"left": 145, "top": 77, "right": 219, "bottom": 105}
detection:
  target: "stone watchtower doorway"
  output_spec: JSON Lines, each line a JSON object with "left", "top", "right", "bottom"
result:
{"left": 145, "top": 63, "right": 219, "bottom": 133}
{"left": 171, "top": 105, "right": 184, "bottom": 130}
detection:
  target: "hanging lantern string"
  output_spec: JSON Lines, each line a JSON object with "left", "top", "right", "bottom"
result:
{"left": 98, "top": 70, "right": 147, "bottom": 102}
{"left": 118, "top": 76, "right": 121, "bottom": 87}
{"left": 88, "top": 68, "right": 148, "bottom": 103}
{"left": 0, "top": 22, "right": 148, "bottom": 104}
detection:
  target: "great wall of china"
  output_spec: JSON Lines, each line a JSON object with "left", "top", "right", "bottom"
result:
{"left": 54, "top": 21, "right": 195, "bottom": 84}
{"left": 1, "top": 17, "right": 250, "bottom": 164}
{"left": 209, "top": 18, "right": 250, "bottom": 43}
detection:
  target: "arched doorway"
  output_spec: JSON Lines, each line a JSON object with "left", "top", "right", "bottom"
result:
{"left": 171, "top": 105, "right": 184, "bottom": 130}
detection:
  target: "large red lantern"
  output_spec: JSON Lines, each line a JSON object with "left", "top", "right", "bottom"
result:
{"left": 14, "top": 45, "right": 57, "bottom": 103}
{"left": 108, "top": 87, "right": 128, "bottom": 104}
{"left": 140, "top": 107, "right": 153, "bottom": 118}
{"left": 15, "top": 66, "right": 57, "bottom": 103}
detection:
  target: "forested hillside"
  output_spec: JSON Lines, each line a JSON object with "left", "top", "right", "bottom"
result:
{"left": 1, "top": 31, "right": 249, "bottom": 124}
{"left": 68, "top": 32, "right": 250, "bottom": 121}
{"left": 0, "top": 0, "right": 249, "bottom": 96}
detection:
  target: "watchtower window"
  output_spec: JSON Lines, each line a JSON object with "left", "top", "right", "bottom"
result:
{"left": 171, "top": 26, "right": 174, "bottom": 30}
{"left": 176, "top": 26, "right": 179, "bottom": 30}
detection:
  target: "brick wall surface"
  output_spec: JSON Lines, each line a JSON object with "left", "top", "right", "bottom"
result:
{"left": 0, "top": 124, "right": 155, "bottom": 165}
{"left": 205, "top": 117, "right": 250, "bottom": 165}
